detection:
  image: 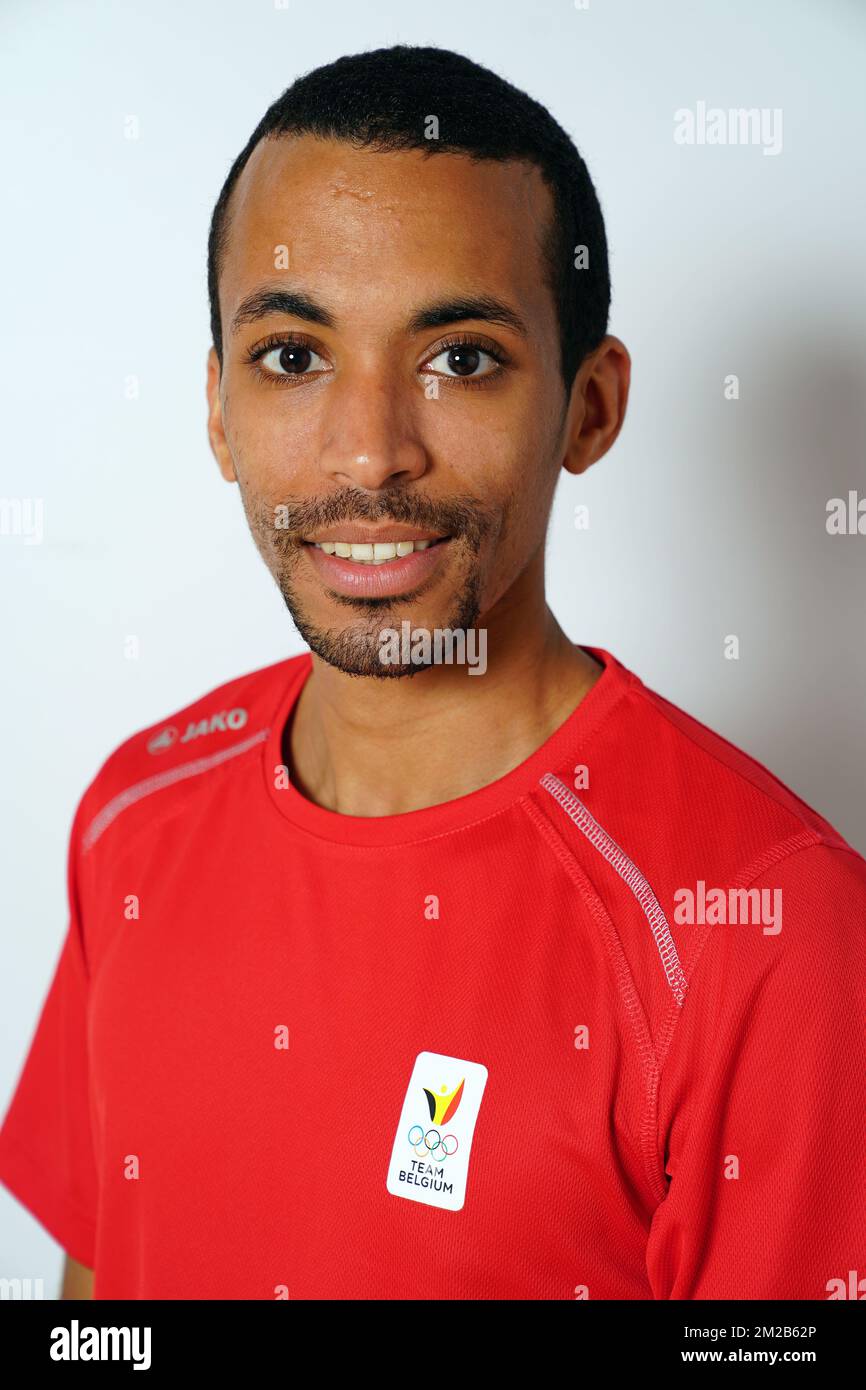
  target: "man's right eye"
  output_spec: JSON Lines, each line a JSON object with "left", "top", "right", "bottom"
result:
{"left": 256, "top": 341, "right": 329, "bottom": 377}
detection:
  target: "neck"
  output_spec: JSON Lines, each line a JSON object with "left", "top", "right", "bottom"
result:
{"left": 287, "top": 561, "right": 602, "bottom": 818}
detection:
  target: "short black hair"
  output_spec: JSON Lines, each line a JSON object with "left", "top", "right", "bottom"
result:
{"left": 207, "top": 44, "right": 610, "bottom": 392}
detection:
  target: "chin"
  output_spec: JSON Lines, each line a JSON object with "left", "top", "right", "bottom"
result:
{"left": 279, "top": 568, "right": 486, "bottom": 676}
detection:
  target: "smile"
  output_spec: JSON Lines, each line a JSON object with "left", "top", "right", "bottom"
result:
{"left": 300, "top": 534, "right": 452, "bottom": 597}
{"left": 304, "top": 538, "right": 446, "bottom": 565}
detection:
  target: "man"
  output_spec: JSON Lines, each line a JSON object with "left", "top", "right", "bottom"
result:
{"left": 1, "top": 45, "right": 863, "bottom": 1301}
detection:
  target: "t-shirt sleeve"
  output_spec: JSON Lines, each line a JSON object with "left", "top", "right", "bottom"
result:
{"left": 0, "top": 793, "right": 98, "bottom": 1269}
{"left": 645, "top": 840, "right": 866, "bottom": 1300}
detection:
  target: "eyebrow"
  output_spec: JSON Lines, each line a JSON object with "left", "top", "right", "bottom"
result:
{"left": 229, "top": 285, "right": 529, "bottom": 340}
{"left": 405, "top": 295, "right": 528, "bottom": 338}
{"left": 230, "top": 288, "right": 336, "bottom": 336}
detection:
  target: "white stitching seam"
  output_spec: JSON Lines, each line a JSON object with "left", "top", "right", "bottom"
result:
{"left": 539, "top": 771, "right": 688, "bottom": 1007}
{"left": 81, "top": 728, "right": 270, "bottom": 853}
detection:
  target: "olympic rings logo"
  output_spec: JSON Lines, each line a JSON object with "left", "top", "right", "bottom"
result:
{"left": 407, "top": 1124, "right": 460, "bottom": 1163}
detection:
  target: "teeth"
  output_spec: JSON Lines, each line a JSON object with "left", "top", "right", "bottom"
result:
{"left": 311, "top": 538, "right": 440, "bottom": 563}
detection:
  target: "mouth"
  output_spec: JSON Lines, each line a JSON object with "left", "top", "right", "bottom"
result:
{"left": 300, "top": 531, "right": 453, "bottom": 597}
{"left": 302, "top": 536, "right": 448, "bottom": 565}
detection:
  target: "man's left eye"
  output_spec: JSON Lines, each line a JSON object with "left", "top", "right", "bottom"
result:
{"left": 424, "top": 345, "right": 499, "bottom": 378}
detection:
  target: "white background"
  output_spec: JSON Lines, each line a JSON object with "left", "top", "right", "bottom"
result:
{"left": 1, "top": 0, "right": 864, "bottom": 1286}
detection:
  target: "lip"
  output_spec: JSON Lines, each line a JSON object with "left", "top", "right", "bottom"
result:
{"left": 302, "top": 525, "right": 447, "bottom": 545}
{"left": 303, "top": 536, "right": 452, "bottom": 598}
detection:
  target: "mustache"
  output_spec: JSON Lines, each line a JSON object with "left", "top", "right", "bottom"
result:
{"left": 257, "top": 488, "right": 498, "bottom": 552}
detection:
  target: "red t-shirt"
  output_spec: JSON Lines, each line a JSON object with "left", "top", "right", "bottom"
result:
{"left": 1, "top": 646, "right": 864, "bottom": 1300}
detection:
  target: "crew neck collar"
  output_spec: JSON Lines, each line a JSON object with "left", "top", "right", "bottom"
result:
{"left": 261, "top": 645, "right": 631, "bottom": 848}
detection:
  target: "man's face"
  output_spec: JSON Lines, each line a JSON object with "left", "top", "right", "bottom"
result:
{"left": 208, "top": 134, "right": 573, "bottom": 677}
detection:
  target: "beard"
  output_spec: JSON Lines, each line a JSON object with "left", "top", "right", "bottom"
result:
{"left": 237, "top": 482, "right": 500, "bottom": 678}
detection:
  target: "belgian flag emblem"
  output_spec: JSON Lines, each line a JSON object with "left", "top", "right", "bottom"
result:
{"left": 422, "top": 1078, "right": 464, "bottom": 1126}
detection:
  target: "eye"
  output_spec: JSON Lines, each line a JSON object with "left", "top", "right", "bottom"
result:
{"left": 256, "top": 341, "right": 329, "bottom": 377}
{"left": 423, "top": 337, "right": 504, "bottom": 380}
{"left": 245, "top": 334, "right": 332, "bottom": 383}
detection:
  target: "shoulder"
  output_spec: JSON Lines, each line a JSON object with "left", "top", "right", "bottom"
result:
{"left": 540, "top": 649, "right": 854, "bottom": 879}
{"left": 73, "top": 651, "right": 309, "bottom": 856}
{"left": 532, "top": 650, "right": 864, "bottom": 1009}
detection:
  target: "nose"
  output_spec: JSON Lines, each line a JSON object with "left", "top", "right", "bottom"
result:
{"left": 317, "top": 366, "right": 430, "bottom": 490}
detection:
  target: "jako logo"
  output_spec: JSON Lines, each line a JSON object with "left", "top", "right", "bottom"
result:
{"left": 147, "top": 709, "right": 248, "bottom": 754}
{"left": 147, "top": 725, "right": 178, "bottom": 755}
{"left": 406, "top": 1077, "right": 465, "bottom": 1164}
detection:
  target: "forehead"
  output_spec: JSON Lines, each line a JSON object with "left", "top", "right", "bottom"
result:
{"left": 219, "top": 134, "right": 558, "bottom": 331}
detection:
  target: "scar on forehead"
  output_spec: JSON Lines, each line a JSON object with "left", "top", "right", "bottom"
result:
{"left": 330, "top": 180, "right": 374, "bottom": 201}
{"left": 327, "top": 178, "right": 398, "bottom": 211}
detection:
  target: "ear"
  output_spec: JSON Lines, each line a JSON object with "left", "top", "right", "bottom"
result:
{"left": 206, "top": 346, "right": 237, "bottom": 483}
{"left": 561, "top": 335, "right": 631, "bottom": 477}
